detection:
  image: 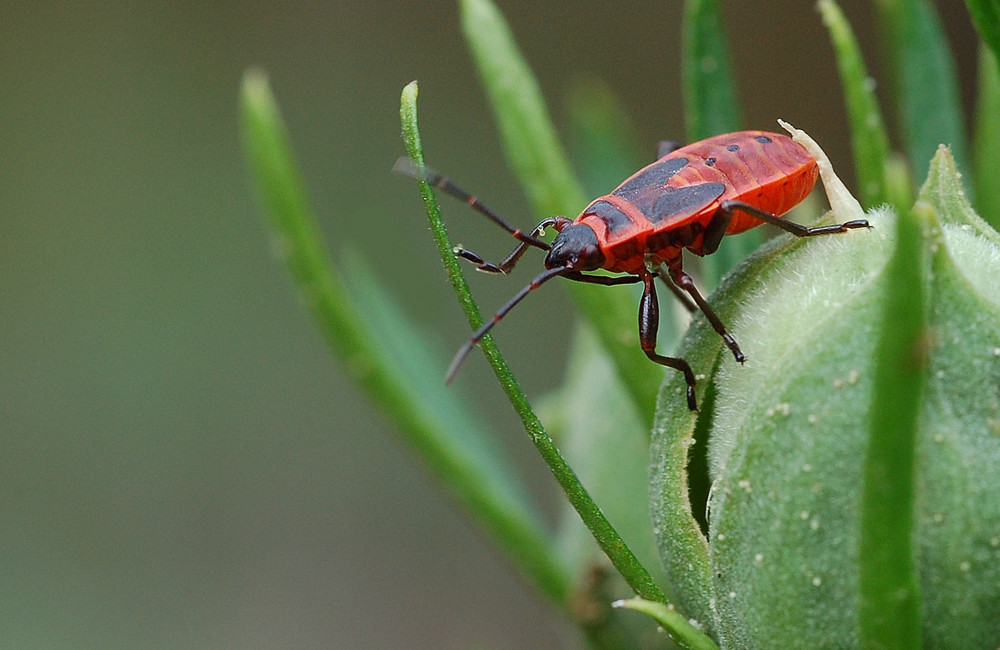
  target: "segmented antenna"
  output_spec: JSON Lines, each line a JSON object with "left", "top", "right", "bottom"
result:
{"left": 393, "top": 157, "right": 549, "bottom": 250}
{"left": 445, "top": 266, "right": 569, "bottom": 382}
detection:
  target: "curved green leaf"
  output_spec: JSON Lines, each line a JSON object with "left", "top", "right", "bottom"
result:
{"left": 240, "top": 69, "right": 569, "bottom": 606}
{"left": 681, "top": 0, "right": 761, "bottom": 287}
{"left": 974, "top": 44, "right": 1000, "bottom": 228}
{"left": 614, "top": 597, "right": 720, "bottom": 650}
{"left": 875, "top": 0, "right": 968, "bottom": 185}
{"left": 400, "top": 80, "right": 668, "bottom": 606}
{"left": 818, "top": 0, "right": 903, "bottom": 210}
{"left": 965, "top": 0, "right": 1000, "bottom": 66}
{"left": 460, "top": 0, "right": 663, "bottom": 419}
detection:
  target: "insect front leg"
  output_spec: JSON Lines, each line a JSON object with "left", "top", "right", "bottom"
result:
{"left": 454, "top": 217, "right": 559, "bottom": 274}
{"left": 638, "top": 267, "right": 698, "bottom": 410}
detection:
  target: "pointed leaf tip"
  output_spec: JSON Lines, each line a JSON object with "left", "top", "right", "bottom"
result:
{"left": 614, "top": 597, "right": 720, "bottom": 650}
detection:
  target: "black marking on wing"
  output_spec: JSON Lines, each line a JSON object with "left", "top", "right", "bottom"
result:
{"left": 584, "top": 199, "right": 633, "bottom": 235}
{"left": 613, "top": 157, "right": 689, "bottom": 204}
{"left": 612, "top": 158, "right": 691, "bottom": 216}
{"left": 646, "top": 182, "right": 726, "bottom": 225}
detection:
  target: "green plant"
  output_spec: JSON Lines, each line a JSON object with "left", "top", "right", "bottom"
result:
{"left": 241, "top": 0, "right": 1000, "bottom": 647}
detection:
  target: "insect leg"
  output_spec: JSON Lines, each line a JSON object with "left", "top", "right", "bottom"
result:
{"left": 700, "top": 210, "right": 734, "bottom": 256}
{"left": 720, "top": 200, "right": 870, "bottom": 237}
{"left": 445, "top": 266, "right": 568, "bottom": 382}
{"left": 638, "top": 267, "right": 698, "bottom": 410}
{"left": 667, "top": 266, "right": 745, "bottom": 364}
{"left": 454, "top": 218, "right": 558, "bottom": 274}
{"left": 653, "top": 265, "right": 698, "bottom": 312}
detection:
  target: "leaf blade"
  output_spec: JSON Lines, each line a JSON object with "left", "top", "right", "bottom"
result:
{"left": 973, "top": 44, "right": 1000, "bottom": 228}
{"left": 240, "top": 69, "right": 571, "bottom": 606}
{"left": 818, "top": 0, "right": 904, "bottom": 210}
{"left": 681, "top": 0, "right": 742, "bottom": 142}
{"left": 965, "top": 0, "right": 1000, "bottom": 65}
{"left": 875, "top": 0, "right": 968, "bottom": 186}
{"left": 613, "top": 597, "right": 720, "bottom": 650}
{"left": 400, "top": 79, "right": 669, "bottom": 605}
{"left": 857, "top": 161, "right": 929, "bottom": 650}
{"left": 460, "top": 0, "right": 662, "bottom": 418}
{"left": 681, "top": 0, "right": 761, "bottom": 286}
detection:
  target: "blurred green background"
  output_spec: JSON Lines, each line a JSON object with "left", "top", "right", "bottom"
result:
{"left": 1, "top": 2, "right": 978, "bottom": 647}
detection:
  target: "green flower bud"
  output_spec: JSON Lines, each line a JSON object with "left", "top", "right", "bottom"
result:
{"left": 651, "top": 147, "right": 1000, "bottom": 647}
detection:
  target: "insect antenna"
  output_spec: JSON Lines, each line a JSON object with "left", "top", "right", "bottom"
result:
{"left": 445, "top": 265, "right": 569, "bottom": 382}
{"left": 393, "top": 157, "right": 550, "bottom": 251}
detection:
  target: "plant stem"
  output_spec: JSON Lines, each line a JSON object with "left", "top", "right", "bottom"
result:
{"left": 400, "top": 80, "right": 668, "bottom": 606}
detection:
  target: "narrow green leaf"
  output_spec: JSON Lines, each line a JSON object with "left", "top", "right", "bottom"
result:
{"left": 965, "top": 0, "right": 1000, "bottom": 65}
{"left": 974, "top": 44, "right": 1000, "bottom": 228}
{"left": 400, "top": 80, "right": 668, "bottom": 605}
{"left": 550, "top": 325, "right": 667, "bottom": 584}
{"left": 543, "top": 325, "right": 674, "bottom": 645}
{"left": 858, "top": 173, "right": 927, "bottom": 647}
{"left": 459, "top": 0, "right": 584, "bottom": 217}
{"left": 564, "top": 77, "right": 645, "bottom": 201}
{"left": 681, "top": 0, "right": 760, "bottom": 287}
{"left": 240, "top": 69, "right": 570, "bottom": 607}
{"left": 613, "top": 597, "right": 720, "bottom": 650}
{"left": 875, "top": 0, "right": 968, "bottom": 185}
{"left": 459, "top": 0, "right": 660, "bottom": 419}
{"left": 818, "top": 0, "right": 905, "bottom": 210}
{"left": 681, "top": 0, "right": 742, "bottom": 142}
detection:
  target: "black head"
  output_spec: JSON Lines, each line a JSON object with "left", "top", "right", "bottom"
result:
{"left": 544, "top": 224, "right": 605, "bottom": 271}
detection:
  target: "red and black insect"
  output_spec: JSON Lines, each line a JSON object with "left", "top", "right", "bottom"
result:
{"left": 395, "top": 130, "right": 869, "bottom": 410}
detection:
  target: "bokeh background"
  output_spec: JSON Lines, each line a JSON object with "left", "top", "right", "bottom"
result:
{"left": 2, "top": 2, "right": 979, "bottom": 647}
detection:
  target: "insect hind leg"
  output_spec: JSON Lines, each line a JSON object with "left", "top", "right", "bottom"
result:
{"left": 638, "top": 267, "right": 698, "bottom": 410}
{"left": 720, "top": 200, "right": 869, "bottom": 237}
